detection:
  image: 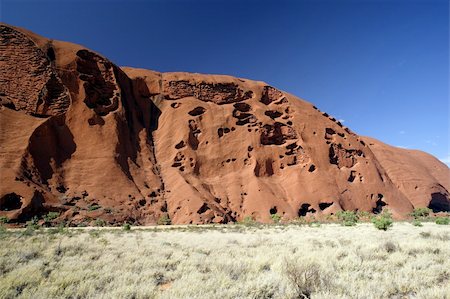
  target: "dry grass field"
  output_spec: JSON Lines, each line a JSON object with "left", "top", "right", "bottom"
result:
{"left": 0, "top": 222, "right": 449, "bottom": 299}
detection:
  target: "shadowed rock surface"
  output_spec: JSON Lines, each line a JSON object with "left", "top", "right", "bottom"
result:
{"left": 1, "top": 23, "right": 449, "bottom": 225}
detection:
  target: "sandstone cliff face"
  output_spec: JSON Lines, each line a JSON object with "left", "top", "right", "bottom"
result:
{"left": 1, "top": 23, "right": 449, "bottom": 225}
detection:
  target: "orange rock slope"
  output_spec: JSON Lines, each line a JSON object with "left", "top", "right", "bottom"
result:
{"left": 1, "top": 23, "right": 449, "bottom": 225}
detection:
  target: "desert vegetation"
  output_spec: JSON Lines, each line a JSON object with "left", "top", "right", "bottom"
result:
{"left": 0, "top": 221, "right": 449, "bottom": 299}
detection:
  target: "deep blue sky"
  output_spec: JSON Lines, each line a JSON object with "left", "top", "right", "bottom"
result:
{"left": 1, "top": 0, "right": 449, "bottom": 165}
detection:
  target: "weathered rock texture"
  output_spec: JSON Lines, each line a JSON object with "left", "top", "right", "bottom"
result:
{"left": 1, "top": 23, "right": 449, "bottom": 225}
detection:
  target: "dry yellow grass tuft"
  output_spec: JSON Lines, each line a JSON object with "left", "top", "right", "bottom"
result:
{"left": 0, "top": 223, "right": 449, "bottom": 298}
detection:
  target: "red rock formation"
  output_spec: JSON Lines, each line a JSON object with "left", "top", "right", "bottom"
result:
{"left": 1, "top": 23, "right": 449, "bottom": 225}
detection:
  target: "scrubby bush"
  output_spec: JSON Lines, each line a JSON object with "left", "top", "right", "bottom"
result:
{"left": 21, "top": 216, "right": 40, "bottom": 236}
{"left": 241, "top": 215, "right": 256, "bottom": 226}
{"left": 419, "top": 231, "right": 431, "bottom": 238}
{"left": 157, "top": 214, "right": 171, "bottom": 225}
{"left": 291, "top": 216, "right": 307, "bottom": 225}
{"left": 356, "top": 211, "right": 371, "bottom": 221}
{"left": 48, "top": 223, "right": 68, "bottom": 235}
{"left": 308, "top": 220, "right": 321, "bottom": 228}
{"left": 435, "top": 217, "right": 449, "bottom": 225}
{"left": 88, "top": 204, "right": 101, "bottom": 211}
{"left": 410, "top": 207, "right": 432, "bottom": 219}
{"left": 122, "top": 223, "right": 131, "bottom": 231}
{"left": 371, "top": 210, "right": 393, "bottom": 231}
{"left": 27, "top": 216, "right": 40, "bottom": 230}
{"left": 94, "top": 218, "right": 107, "bottom": 227}
{"left": 43, "top": 212, "right": 59, "bottom": 226}
{"left": 284, "top": 259, "right": 331, "bottom": 298}
{"left": 335, "top": 211, "right": 358, "bottom": 226}
{"left": 0, "top": 216, "right": 9, "bottom": 224}
{"left": 270, "top": 213, "right": 282, "bottom": 224}
{"left": 383, "top": 241, "right": 398, "bottom": 253}
{"left": 305, "top": 215, "right": 321, "bottom": 226}
{"left": 0, "top": 225, "right": 6, "bottom": 235}
{"left": 412, "top": 219, "right": 423, "bottom": 227}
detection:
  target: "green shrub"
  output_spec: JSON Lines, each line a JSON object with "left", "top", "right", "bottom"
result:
{"left": 0, "top": 225, "right": 6, "bottom": 235}
{"left": 356, "top": 211, "right": 371, "bottom": 221}
{"left": 122, "top": 223, "right": 131, "bottom": 231}
{"left": 48, "top": 223, "right": 67, "bottom": 234}
{"left": 335, "top": 211, "right": 358, "bottom": 226}
{"left": 410, "top": 207, "right": 432, "bottom": 219}
{"left": 435, "top": 217, "right": 449, "bottom": 225}
{"left": 94, "top": 219, "right": 107, "bottom": 227}
{"left": 22, "top": 216, "right": 40, "bottom": 236}
{"left": 309, "top": 222, "right": 321, "bottom": 227}
{"left": 270, "top": 213, "right": 282, "bottom": 224}
{"left": 43, "top": 212, "right": 59, "bottom": 225}
{"left": 26, "top": 216, "right": 40, "bottom": 230}
{"left": 412, "top": 219, "right": 423, "bottom": 227}
{"left": 291, "top": 216, "right": 307, "bottom": 225}
{"left": 241, "top": 215, "right": 256, "bottom": 226}
{"left": 0, "top": 216, "right": 9, "bottom": 224}
{"left": 371, "top": 211, "right": 393, "bottom": 231}
{"left": 88, "top": 204, "right": 101, "bottom": 211}
{"left": 89, "top": 230, "right": 100, "bottom": 238}
{"left": 157, "top": 214, "right": 171, "bottom": 225}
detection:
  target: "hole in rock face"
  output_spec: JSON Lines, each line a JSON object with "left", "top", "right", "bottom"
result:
{"left": 325, "top": 128, "right": 336, "bottom": 135}
{"left": 2, "top": 101, "right": 16, "bottom": 110}
{"left": 188, "top": 131, "right": 199, "bottom": 150}
{"left": 348, "top": 171, "right": 356, "bottom": 182}
{"left": 172, "top": 162, "right": 182, "bottom": 167}
{"left": 269, "top": 207, "right": 278, "bottom": 215}
{"left": 197, "top": 203, "right": 210, "bottom": 214}
{"left": 286, "top": 142, "right": 298, "bottom": 150}
{"left": 160, "top": 202, "right": 168, "bottom": 212}
{"left": 298, "top": 203, "right": 316, "bottom": 216}
{"left": 319, "top": 202, "right": 333, "bottom": 210}
{"left": 260, "top": 122, "right": 296, "bottom": 145}
{"left": 88, "top": 115, "right": 105, "bottom": 126}
{"left": 0, "top": 193, "right": 23, "bottom": 211}
{"left": 264, "top": 110, "right": 283, "bottom": 119}
{"left": 308, "top": 165, "right": 316, "bottom": 172}
{"left": 175, "top": 140, "right": 185, "bottom": 149}
{"left": 372, "top": 194, "right": 386, "bottom": 214}
{"left": 233, "top": 102, "right": 251, "bottom": 112}
{"left": 428, "top": 192, "right": 450, "bottom": 213}
{"left": 188, "top": 106, "right": 206, "bottom": 116}
{"left": 261, "top": 86, "right": 284, "bottom": 105}
{"left": 47, "top": 47, "right": 56, "bottom": 61}
{"left": 56, "top": 185, "right": 67, "bottom": 193}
